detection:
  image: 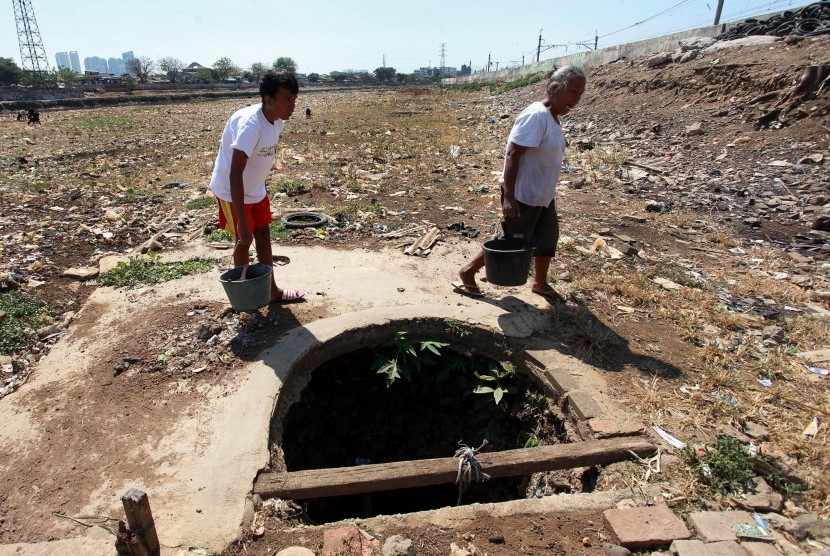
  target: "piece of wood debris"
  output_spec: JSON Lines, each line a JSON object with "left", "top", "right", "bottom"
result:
{"left": 404, "top": 226, "right": 440, "bottom": 256}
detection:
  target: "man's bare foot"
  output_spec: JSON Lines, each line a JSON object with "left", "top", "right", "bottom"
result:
{"left": 531, "top": 283, "right": 565, "bottom": 302}
{"left": 457, "top": 269, "right": 479, "bottom": 291}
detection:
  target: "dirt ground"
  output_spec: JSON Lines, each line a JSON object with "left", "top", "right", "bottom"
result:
{"left": 0, "top": 34, "right": 828, "bottom": 554}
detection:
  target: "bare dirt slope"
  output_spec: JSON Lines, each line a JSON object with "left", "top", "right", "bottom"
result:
{"left": 0, "top": 34, "right": 828, "bottom": 555}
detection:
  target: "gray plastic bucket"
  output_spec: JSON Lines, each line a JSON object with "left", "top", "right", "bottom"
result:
{"left": 218, "top": 264, "right": 273, "bottom": 311}
{"left": 482, "top": 238, "right": 533, "bottom": 286}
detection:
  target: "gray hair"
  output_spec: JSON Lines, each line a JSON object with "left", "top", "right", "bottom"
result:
{"left": 547, "top": 65, "right": 587, "bottom": 92}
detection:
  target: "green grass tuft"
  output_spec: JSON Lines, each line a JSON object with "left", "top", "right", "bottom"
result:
{"left": 0, "top": 291, "right": 50, "bottom": 355}
{"left": 56, "top": 116, "right": 134, "bottom": 129}
{"left": 187, "top": 197, "right": 216, "bottom": 210}
{"left": 99, "top": 253, "right": 215, "bottom": 289}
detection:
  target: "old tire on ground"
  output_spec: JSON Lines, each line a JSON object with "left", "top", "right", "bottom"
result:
{"left": 281, "top": 212, "right": 328, "bottom": 229}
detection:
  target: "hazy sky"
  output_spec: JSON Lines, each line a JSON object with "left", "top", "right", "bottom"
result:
{"left": 2, "top": 0, "right": 812, "bottom": 74}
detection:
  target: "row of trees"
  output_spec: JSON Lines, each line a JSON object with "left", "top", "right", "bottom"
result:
{"left": 1, "top": 55, "right": 462, "bottom": 88}
{"left": 0, "top": 55, "right": 299, "bottom": 87}
{"left": 130, "top": 56, "right": 299, "bottom": 85}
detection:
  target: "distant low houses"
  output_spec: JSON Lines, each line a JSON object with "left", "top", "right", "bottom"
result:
{"left": 183, "top": 62, "right": 207, "bottom": 75}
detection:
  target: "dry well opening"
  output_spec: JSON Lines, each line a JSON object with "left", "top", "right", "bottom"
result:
{"left": 266, "top": 320, "right": 588, "bottom": 524}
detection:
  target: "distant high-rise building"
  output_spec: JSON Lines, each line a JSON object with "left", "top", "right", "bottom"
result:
{"left": 69, "top": 51, "right": 81, "bottom": 73}
{"left": 55, "top": 51, "right": 71, "bottom": 70}
{"left": 57, "top": 51, "right": 82, "bottom": 73}
{"left": 122, "top": 50, "right": 135, "bottom": 75}
{"left": 84, "top": 55, "right": 109, "bottom": 74}
{"left": 108, "top": 57, "right": 125, "bottom": 75}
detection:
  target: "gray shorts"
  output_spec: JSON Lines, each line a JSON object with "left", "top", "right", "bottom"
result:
{"left": 499, "top": 197, "right": 559, "bottom": 258}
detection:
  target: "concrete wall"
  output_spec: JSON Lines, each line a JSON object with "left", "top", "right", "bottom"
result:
{"left": 443, "top": 22, "right": 727, "bottom": 85}
{"left": 0, "top": 86, "right": 83, "bottom": 102}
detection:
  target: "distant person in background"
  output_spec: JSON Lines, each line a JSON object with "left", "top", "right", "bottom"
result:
{"left": 305, "top": 107, "right": 312, "bottom": 119}
{"left": 209, "top": 70, "right": 305, "bottom": 303}
{"left": 27, "top": 108, "right": 41, "bottom": 125}
{"left": 453, "top": 66, "right": 587, "bottom": 300}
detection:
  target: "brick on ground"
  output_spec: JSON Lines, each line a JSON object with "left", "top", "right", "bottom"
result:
{"left": 604, "top": 505, "right": 691, "bottom": 548}
{"left": 688, "top": 511, "right": 756, "bottom": 543}
{"left": 322, "top": 526, "right": 363, "bottom": 555}
{"left": 706, "top": 541, "right": 748, "bottom": 555}
{"left": 566, "top": 390, "right": 603, "bottom": 420}
{"left": 740, "top": 542, "right": 782, "bottom": 556}
{"left": 588, "top": 418, "right": 645, "bottom": 438}
{"left": 671, "top": 539, "right": 709, "bottom": 555}
{"left": 544, "top": 368, "right": 578, "bottom": 396}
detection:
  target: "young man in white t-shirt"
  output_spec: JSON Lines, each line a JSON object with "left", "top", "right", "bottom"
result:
{"left": 454, "top": 66, "right": 587, "bottom": 300}
{"left": 210, "top": 70, "right": 305, "bottom": 303}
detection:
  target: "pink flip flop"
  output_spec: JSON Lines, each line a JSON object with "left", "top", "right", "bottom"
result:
{"left": 272, "top": 289, "right": 306, "bottom": 303}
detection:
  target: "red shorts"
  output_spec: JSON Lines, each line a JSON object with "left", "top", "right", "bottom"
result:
{"left": 217, "top": 196, "right": 272, "bottom": 237}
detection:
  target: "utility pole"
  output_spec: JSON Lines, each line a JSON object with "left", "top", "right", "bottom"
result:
{"left": 487, "top": 52, "right": 491, "bottom": 72}
{"left": 495, "top": 61, "right": 499, "bottom": 71}
{"left": 13, "top": 0, "right": 51, "bottom": 75}
{"left": 713, "top": 0, "right": 725, "bottom": 25}
{"left": 383, "top": 54, "right": 385, "bottom": 68}
{"left": 439, "top": 43, "right": 447, "bottom": 76}
{"left": 537, "top": 29, "right": 543, "bottom": 63}
{"left": 594, "top": 30, "right": 598, "bottom": 50}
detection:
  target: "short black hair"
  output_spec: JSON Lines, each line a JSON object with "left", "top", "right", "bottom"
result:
{"left": 260, "top": 70, "right": 299, "bottom": 100}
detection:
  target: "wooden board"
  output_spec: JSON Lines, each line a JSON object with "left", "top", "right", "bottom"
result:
{"left": 255, "top": 437, "right": 655, "bottom": 500}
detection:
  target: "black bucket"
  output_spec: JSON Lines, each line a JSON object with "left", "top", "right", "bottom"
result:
{"left": 218, "top": 264, "right": 273, "bottom": 311}
{"left": 482, "top": 238, "right": 533, "bottom": 286}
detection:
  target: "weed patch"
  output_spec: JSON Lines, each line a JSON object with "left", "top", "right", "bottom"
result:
{"left": 99, "top": 253, "right": 215, "bottom": 289}
{"left": 187, "top": 197, "right": 216, "bottom": 210}
{"left": 56, "top": 116, "right": 134, "bottom": 129}
{"left": 0, "top": 291, "right": 50, "bottom": 355}
{"left": 205, "top": 228, "right": 234, "bottom": 242}
{"left": 684, "top": 435, "right": 755, "bottom": 495}
{"left": 269, "top": 221, "right": 291, "bottom": 240}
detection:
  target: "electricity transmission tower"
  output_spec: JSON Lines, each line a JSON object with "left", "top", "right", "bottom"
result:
{"left": 13, "top": 0, "right": 51, "bottom": 74}
{"left": 439, "top": 43, "right": 447, "bottom": 76}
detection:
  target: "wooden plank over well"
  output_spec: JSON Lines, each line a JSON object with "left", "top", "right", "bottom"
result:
{"left": 255, "top": 437, "right": 655, "bottom": 500}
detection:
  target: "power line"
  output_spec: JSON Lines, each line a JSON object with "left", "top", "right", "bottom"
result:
{"left": 598, "top": 0, "right": 696, "bottom": 40}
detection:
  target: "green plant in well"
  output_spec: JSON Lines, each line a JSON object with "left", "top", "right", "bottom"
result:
{"left": 0, "top": 291, "right": 50, "bottom": 355}
{"left": 473, "top": 361, "right": 517, "bottom": 405}
{"left": 443, "top": 317, "right": 470, "bottom": 337}
{"left": 99, "top": 253, "right": 215, "bottom": 289}
{"left": 523, "top": 436, "right": 542, "bottom": 449}
{"left": 373, "top": 332, "right": 449, "bottom": 387}
{"left": 523, "top": 390, "right": 548, "bottom": 413}
{"left": 683, "top": 435, "right": 755, "bottom": 495}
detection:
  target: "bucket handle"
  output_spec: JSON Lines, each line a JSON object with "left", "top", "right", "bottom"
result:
{"left": 492, "top": 216, "right": 524, "bottom": 240}
{"left": 236, "top": 264, "right": 249, "bottom": 283}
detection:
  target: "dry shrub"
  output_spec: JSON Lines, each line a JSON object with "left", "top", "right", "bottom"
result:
{"left": 598, "top": 274, "right": 658, "bottom": 306}
{"left": 632, "top": 376, "right": 668, "bottom": 419}
{"left": 565, "top": 319, "right": 620, "bottom": 359}
{"left": 707, "top": 308, "right": 757, "bottom": 332}
{"left": 728, "top": 274, "right": 808, "bottom": 305}
{"left": 699, "top": 361, "right": 745, "bottom": 392}
{"left": 550, "top": 305, "right": 621, "bottom": 360}
{"left": 705, "top": 228, "right": 739, "bottom": 248}
{"left": 786, "top": 315, "right": 830, "bottom": 350}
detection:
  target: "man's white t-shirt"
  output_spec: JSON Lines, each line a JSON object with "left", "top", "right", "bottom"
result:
{"left": 209, "top": 103, "right": 285, "bottom": 204}
{"left": 504, "top": 101, "right": 565, "bottom": 207}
